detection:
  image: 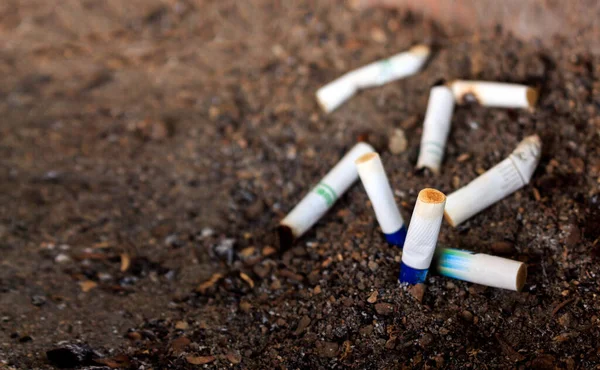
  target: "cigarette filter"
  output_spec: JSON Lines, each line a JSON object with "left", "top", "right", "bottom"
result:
{"left": 416, "top": 85, "right": 455, "bottom": 173}
{"left": 316, "top": 45, "right": 430, "bottom": 113}
{"left": 399, "top": 188, "right": 446, "bottom": 284}
{"left": 355, "top": 152, "right": 407, "bottom": 247}
{"left": 449, "top": 80, "right": 539, "bottom": 109}
{"left": 278, "top": 142, "right": 375, "bottom": 247}
{"left": 444, "top": 135, "right": 541, "bottom": 227}
{"left": 434, "top": 247, "right": 527, "bottom": 291}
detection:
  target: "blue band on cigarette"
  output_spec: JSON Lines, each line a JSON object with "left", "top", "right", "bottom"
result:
{"left": 399, "top": 262, "right": 428, "bottom": 285}
{"left": 384, "top": 225, "right": 408, "bottom": 247}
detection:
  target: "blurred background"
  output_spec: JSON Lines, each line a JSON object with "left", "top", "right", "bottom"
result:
{"left": 1, "top": 1, "right": 599, "bottom": 369}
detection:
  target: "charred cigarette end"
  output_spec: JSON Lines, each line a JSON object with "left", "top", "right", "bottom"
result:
{"left": 432, "top": 78, "right": 447, "bottom": 87}
{"left": 355, "top": 152, "right": 378, "bottom": 164}
{"left": 526, "top": 87, "right": 540, "bottom": 108}
{"left": 277, "top": 224, "right": 295, "bottom": 250}
{"left": 516, "top": 263, "right": 527, "bottom": 292}
{"left": 419, "top": 188, "right": 446, "bottom": 204}
{"left": 415, "top": 164, "right": 440, "bottom": 175}
{"left": 444, "top": 79, "right": 456, "bottom": 89}
{"left": 443, "top": 210, "right": 456, "bottom": 227}
{"left": 409, "top": 44, "right": 431, "bottom": 57}
{"left": 461, "top": 91, "right": 481, "bottom": 105}
{"left": 450, "top": 80, "right": 537, "bottom": 109}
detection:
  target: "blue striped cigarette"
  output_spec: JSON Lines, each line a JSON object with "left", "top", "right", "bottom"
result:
{"left": 399, "top": 188, "right": 446, "bottom": 284}
{"left": 355, "top": 152, "right": 407, "bottom": 247}
{"left": 434, "top": 248, "right": 527, "bottom": 291}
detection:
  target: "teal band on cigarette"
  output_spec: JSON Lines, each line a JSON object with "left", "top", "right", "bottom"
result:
{"left": 434, "top": 247, "right": 527, "bottom": 291}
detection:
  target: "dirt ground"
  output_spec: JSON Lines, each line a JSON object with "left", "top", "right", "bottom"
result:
{"left": 0, "top": 1, "right": 599, "bottom": 369}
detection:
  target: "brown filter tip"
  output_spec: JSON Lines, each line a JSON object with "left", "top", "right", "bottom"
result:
{"left": 409, "top": 44, "right": 430, "bottom": 56}
{"left": 355, "top": 152, "right": 377, "bottom": 164}
{"left": 418, "top": 188, "right": 446, "bottom": 204}
{"left": 526, "top": 87, "right": 539, "bottom": 108}
{"left": 515, "top": 263, "right": 527, "bottom": 292}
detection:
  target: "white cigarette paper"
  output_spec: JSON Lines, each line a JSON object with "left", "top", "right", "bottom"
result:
{"left": 449, "top": 80, "right": 539, "bottom": 109}
{"left": 435, "top": 248, "right": 527, "bottom": 291}
{"left": 355, "top": 152, "right": 405, "bottom": 236}
{"left": 401, "top": 189, "right": 446, "bottom": 271}
{"left": 279, "top": 142, "right": 375, "bottom": 244}
{"left": 416, "top": 85, "right": 455, "bottom": 173}
{"left": 444, "top": 135, "right": 541, "bottom": 227}
{"left": 316, "top": 45, "right": 430, "bottom": 113}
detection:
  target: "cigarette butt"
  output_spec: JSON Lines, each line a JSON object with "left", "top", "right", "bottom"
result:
{"left": 278, "top": 142, "right": 375, "bottom": 248}
{"left": 449, "top": 80, "right": 539, "bottom": 109}
{"left": 316, "top": 45, "right": 430, "bottom": 113}
{"left": 416, "top": 85, "right": 455, "bottom": 173}
{"left": 444, "top": 135, "right": 541, "bottom": 227}
{"left": 355, "top": 152, "right": 407, "bottom": 247}
{"left": 434, "top": 248, "right": 527, "bottom": 291}
{"left": 399, "top": 188, "right": 446, "bottom": 285}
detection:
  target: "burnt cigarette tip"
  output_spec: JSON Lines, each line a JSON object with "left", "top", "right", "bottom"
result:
{"left": 277, "top": 224, "right": 295, "bottom": 250}
{"left": 410, "top": 44, "right": 431, "bottom": 56}
{"left": 355, "top": 152, "right": 377, "bottom": 164}
{"left": 419, "top": 188, "right": 446, "bottom": 204}
{"left": 526, "top": 87, "right": 540, "bottom": 107}
{"left": 515, "top": 263, "right": 527, "bottom": 292}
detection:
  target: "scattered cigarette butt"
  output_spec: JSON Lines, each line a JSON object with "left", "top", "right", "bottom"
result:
{"left": 316, "top": 45, "right": 430, "bottom": 113}
{"left": 399, "top": 188, "right": 446, "bottom": 285}
{"left": 449, "top": 80, "right": 539, "bottom": 109}
{"left": 278, "top": 142, "right": 375, "bottom": 248}
{"left": 416, "top": 85, "right": 455, "bottom": 173}
{"left": 434, "top": 248, "right": 527, "bottom": 291}
{"left": 388, "top": 129, "right": 407, "bottom": 154}
{"left": 356, "top": 152, "right": 407, "bottom": 246}
{"left": 444, "top": 135, "right": 542, "bottom": 227}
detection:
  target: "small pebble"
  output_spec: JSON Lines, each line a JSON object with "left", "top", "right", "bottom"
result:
{"left": 419, "top": 333, "right": 434, "bottom": 348}
{"left": 294, "top": 315, "right": 311, "bottom": 335}
{"left": 55, "top": 254, "right": 71, "bottom": 264}
{"left": 491, "top": 241, "right": 515, "bottom": 255}
{"left": 374, "top": 302, "right": 394, "bottom": 315}
{"left": 316, "top": 341, "right": 339, "bottom": 358}
{"left": 409, "top": 284, "right": 426, "bottom": 303}
{"left": 46, "top": 344, "right": 98, "bottom": 368}
{"left": 31, "top": 295, "right": 47, "bottom": 307}
{"left": 461, "top": 310, "right": 474, "bottom": 322}
{"left": 389, "top": 129, "right": 408, "bottom": 154}
{"left": 367, "top": 260, "right": 378, "bottom": 272}
{"left": 367, "top": 291, "right": 378, "bottom": 304}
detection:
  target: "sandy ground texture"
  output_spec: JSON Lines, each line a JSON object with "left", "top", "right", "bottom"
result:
{"left": 0, "top": 1, "right": 599, "bottom": 369}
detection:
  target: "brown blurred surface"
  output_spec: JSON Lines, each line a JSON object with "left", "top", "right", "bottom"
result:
{"left": 353, "top": 0, "right": 600, "bottom": 53}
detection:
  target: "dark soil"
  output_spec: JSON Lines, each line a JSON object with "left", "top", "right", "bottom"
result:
{"left": 1, "top": 1, "right": 599, "bottom": 369}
